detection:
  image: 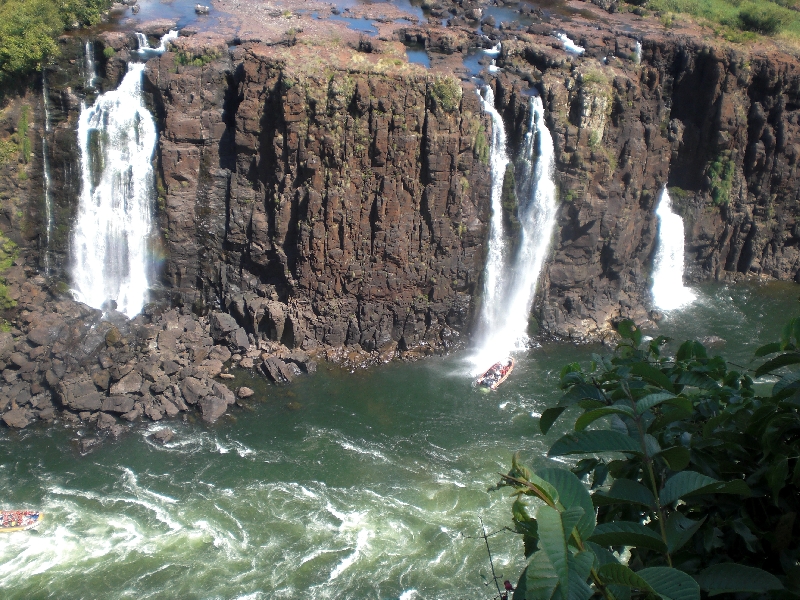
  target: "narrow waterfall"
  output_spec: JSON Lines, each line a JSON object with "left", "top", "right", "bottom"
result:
{"left": 475, "top": 86, "right": 510, "bottom": 341}
{"left": 634, "top": 40, "right": 642, "bottom": 65}
{"left": 651, "top": 188, "right": 696, "bottom": 311}
{"left": 84, "top": 40, "right": 96, "bottom": 89}
{"left": 136, "top": 30, "right": 179, "bottom": 59}
{"left": 471, "top": 95, "right": 559, "bottom": 371}
{"left": 41, "top": 74, "right": 54, "bottom": 276}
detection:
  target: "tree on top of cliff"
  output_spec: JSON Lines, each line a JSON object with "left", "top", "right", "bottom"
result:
{"left": 492, "top": 318, "right": 800, "bottom": 598}
{"left": 0, "top": 0, "right": 109, "bottom": 87}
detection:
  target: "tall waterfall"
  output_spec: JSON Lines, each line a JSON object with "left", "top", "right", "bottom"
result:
{"left": 71, "top": 62, "right": 158, "bottom": 317}
{"left": 84, "top": 40, "right": 97, "bottom": 89}
{"left": 634, "top": 40, "right": 642, "bottom": 65}
{"left": 651, "top": 188, "right": 696, "bottom": 310}
{"left": 471, "top": 95, "right": 559, "bottom": 371}
{"left": 41, "top": 74, "right": 54, "bottom": 276}
{"left": 476, "top": 86, "right": 510, "bottom": 336}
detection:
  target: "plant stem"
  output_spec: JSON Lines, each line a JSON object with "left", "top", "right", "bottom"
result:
{"left": 480, "top": 517, "right": 504, "bottom": 599}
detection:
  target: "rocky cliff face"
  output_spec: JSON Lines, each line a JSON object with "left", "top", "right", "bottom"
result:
{"left": 493, "top": 33, "right": 800, "bottom": 340}
{"left": 5, "top": 21, "right": 800, "bottom": 357}
{"left": 145, "top": 40, "right": 492, "bottom": 358}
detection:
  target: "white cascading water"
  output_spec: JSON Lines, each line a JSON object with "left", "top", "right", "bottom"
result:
{"left": 475, "top": 86, "right": 510, "bottom": 342}
{"left": 85, "top": 40, "right": 97, "bottom": 89}
{"left": 136, "top": 30, "right": 179, "bottom": 59}
{"left": 634, "top": 40, "right": 642, "bottom": 65}
{"left": 651, "top": 188, "right": 696, "bottom": 310}
{"left": 42, "top": 74, "right": 54, "bottom": 276}
{"left": 471, "top": 95, "right": 559, "bottom": 372}
{"left": 72, "top": 68, "right": 159, "bottom": 317}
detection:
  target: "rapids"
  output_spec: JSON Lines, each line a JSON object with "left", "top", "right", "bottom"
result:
{"left": 2, "top": 282, "right": 797, "bottom": 599}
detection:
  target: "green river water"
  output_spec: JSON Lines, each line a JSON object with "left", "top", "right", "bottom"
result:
{"left": 1, "top": 281, "right": 798, "bottom": 599}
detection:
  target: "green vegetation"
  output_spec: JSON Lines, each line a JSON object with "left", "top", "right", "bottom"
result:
{"left": 707, "top": 152, "right": 735, "bottom": 205}
{"left": 17, "top": 106, "right": 31, "bottom": 164}
{"left": 430, "top": 76, "right": 462, "bottom": 113}
{"left": 0, "top": 0, "right": 111, "bottom": 85}
{"left": 0, "top": 235, "right": 18, "bottom": 310}
{"left": 174, "top": 48, "right": 219, "bottom": 68}
{"left": 102, "top": 46, "right": 115, "bottom": 59}
{"left": 494, "top": 318, "right": 800, "bottom": 598}
{"left": 0, "top": 139, "right": 17, "bottom": 167}
{"left": 636, "top": 0, "right": 800, "bottom": 39}
{"left": 474, "top": 127, "right": 489, "bottom": 164}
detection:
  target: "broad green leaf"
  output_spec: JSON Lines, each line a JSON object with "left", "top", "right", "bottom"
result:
{"left": 658, "top": 446, "right": 691, "bottom": 471}
{"left": 575, "top": 407, "right": 634, "bottom": 432}
{"left": 618, "top": 320, "right": 642, "bottom": 346}
{"left": 639, "top": 567, "right": 700, "bottom": 600}
{"left": 674, "top": 371, "right": 720, "bottom": 390}
{"left": 566, "top": 551, "right": 594, "bottom": 600}
{"left": 538, "top": 468, "right": 596, "bottom": 539}
{"left": 527, "top": 472, "right": 561, "bottom": 506}
{"left": 659, "top": 471, "right": 750, "bottom": 505}
{"left": 635, "top": 391, "right": 677, "bottom": 414}
{"left": 774, "top": 368, "right": 800, "bottom": 395}
{"left": 696, "top": 563, "right": 784, "bottom": 596}
{"left": 587, "top": 521, "right": 667, "bottom": 553}
{"left": 559, "top": 383, "right": 608, "bottom": 406}
{"left": 548, "top": 431, "right": 642, "bottom": 457}
{"left": 515, "top": 554, "right": 559, "bottom": 600}
{"left": 754, "top": 352, "right": 800, "bottom": 378}
{"left": 766, "top": 456, "right": 789, "bottom": 504}
{"left": 664, "top": 512, "right": 705, "bottom": 553}
{"left": 598, "top": 563, "right": 654, "bottom": 591}
{"left": 754, "top": 341, "right": 782, "bottom": 357}
{"left": 630, "top": 362, "right": 675, "bottom": 393}
{"left": 676, "top": 340, "right": 707, "bottom": 361}
{"left": 592, "top": 478, "right": 655, "bottom": 508}
{"left": 540, "top": 407, "right": 567, "bottom": 434}
{"left": 537, "top": 506, "right": 569, "bottom": 598}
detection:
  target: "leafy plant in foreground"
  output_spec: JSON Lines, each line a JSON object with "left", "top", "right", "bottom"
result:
{"left": 493, "top": 318, "right": 800, "bottom": 599}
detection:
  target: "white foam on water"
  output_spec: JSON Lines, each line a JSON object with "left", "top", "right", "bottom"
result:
{"left": 483, "top": 42, "right": 501, "bottom": 57}
{"left": 488, "top": 60, "right": 501, "bottom": 73}
{"left": 651, "top": 188, "right": 696, "bottom": 310}
{"left": 556, "top": 32, "right": 585, "bottom": 55}
{"left": 329, "top": 528, "right": 371, "bottom": 580}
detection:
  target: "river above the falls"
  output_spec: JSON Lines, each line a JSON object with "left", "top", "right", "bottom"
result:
{"left": 1, "top": 281, "right": 797, "bottom": 599}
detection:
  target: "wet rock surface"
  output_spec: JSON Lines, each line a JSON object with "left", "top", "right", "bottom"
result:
{"left": 0, "top": 265, "right": 315, "bottom": 436}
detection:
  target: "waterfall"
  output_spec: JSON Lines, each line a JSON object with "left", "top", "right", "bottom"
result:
{"left": 136, "top": 30, "right": 179, "bottom": 59}
{"left": 634, "top": 40, "right": 642, "bottom": 65}
{"left": 85, "top": 41, "right": 97, "bottom": 89}
{"left": 471, "top": 95, "right": 559, "bottom": 372}
{"left": 556, "top": 33, "right": 585, "bottom": 55}
{"left": 41, "top": 74, "right": 54, "bottom": 276}
{"left": 475, "top": 86, "right": 510, "bottom": 341}
{"left": 71, "top": 63, "right": 157, "bottom": 317}
{"left": 651, "top": 188, "right": 696, "bottom": 311}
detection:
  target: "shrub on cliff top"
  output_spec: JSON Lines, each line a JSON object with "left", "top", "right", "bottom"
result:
{"left": 0, "top": 0, "right": 110, "bottom": 85}
{"left": 430, "top": 76, "right": 462, "bottom": 113}
{"left": 493, "top": 318, "right": 800, "bottom": 598}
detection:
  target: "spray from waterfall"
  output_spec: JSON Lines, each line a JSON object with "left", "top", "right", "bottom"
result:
{"left": 651, "top": 188, "right": 696, "bottom": 310}
{"left": 471, "top": 95, "right": 559, "bottom": 372}
{"left": 71, "top": 30, "right": 175, "bottom": 317}
{"left": 41, "top": 74, "right": 54, "bottom": 276}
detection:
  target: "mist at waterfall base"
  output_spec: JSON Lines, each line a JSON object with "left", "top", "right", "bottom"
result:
{"left": 70, "top": 32, "right": 176, "bottom": 318}
{"left": 470, "top": 91, "right": 559, "bottom": 373}
{"left": 2, "top": 281, "right": 797, "bottom": 599}
{"left": 651, "top": 188, "right": 697, "bottom": 311}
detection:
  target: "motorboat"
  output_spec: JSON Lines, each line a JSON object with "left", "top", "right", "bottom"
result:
{"left": 476, "top": 357, "right": 514, "bottom": 390}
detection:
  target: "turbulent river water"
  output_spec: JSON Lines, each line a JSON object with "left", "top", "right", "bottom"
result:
{"left": 1, "top": 282, "right": 798, "bottom": 599}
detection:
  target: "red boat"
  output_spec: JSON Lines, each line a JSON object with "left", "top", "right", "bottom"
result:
{"left": 1, "top": 510, "right": 42, "bottom": 532}
{"left": 476, "top": 357, "right": 514, "bottom": 390}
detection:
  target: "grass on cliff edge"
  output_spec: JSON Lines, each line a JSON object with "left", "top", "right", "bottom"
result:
{"left": 0, "top": 0, "right": 109, "bottom": 86}
{"left": 633, "top": 0, "right": 800, "bottom": 42}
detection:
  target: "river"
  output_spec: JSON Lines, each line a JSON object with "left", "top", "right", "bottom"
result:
{"left": 1, "top": 281, "right": 797, "bottom": 599}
